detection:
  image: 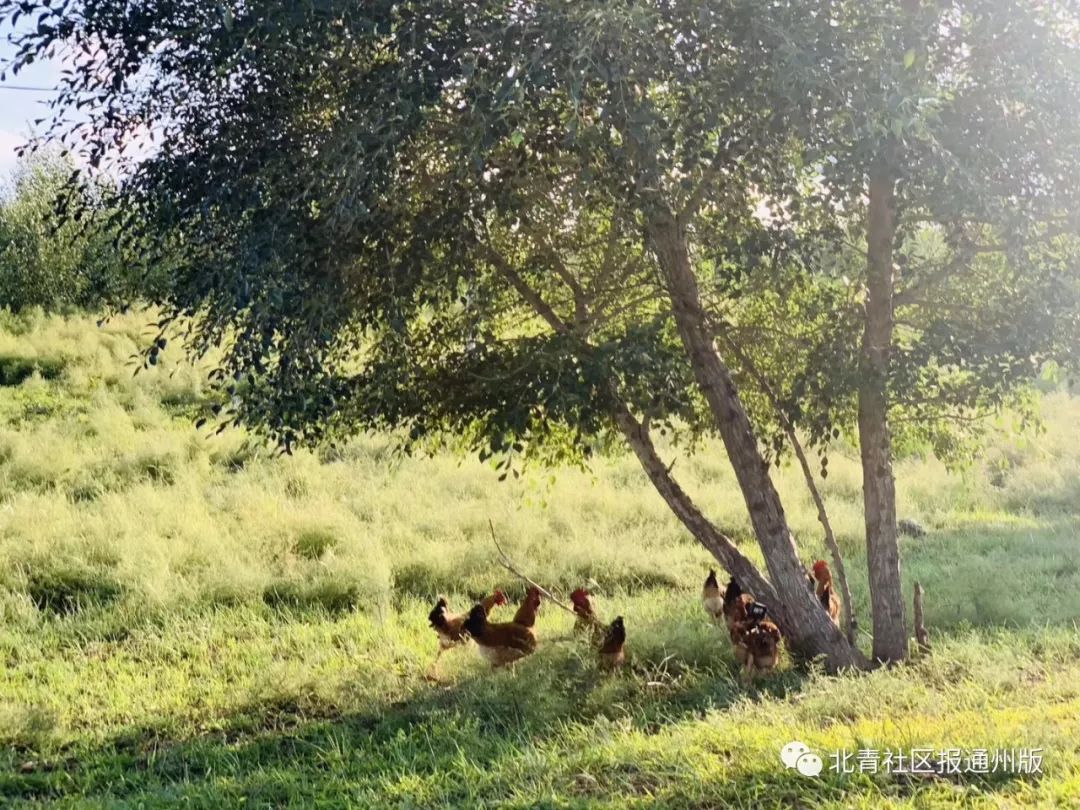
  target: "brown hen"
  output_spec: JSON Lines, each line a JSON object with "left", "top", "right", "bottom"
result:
{"left": 464, "top": 603, "right": 537, "bottom": 668}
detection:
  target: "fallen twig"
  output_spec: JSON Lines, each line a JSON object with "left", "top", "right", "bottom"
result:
{"left": 488, "top": 519, "right": 577, "bottom": 617}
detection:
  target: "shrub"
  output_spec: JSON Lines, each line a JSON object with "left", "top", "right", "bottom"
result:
{"left": 294, "top": 528, "right": 338, "bottom": 561}
{"left": 262, "top": 579, "right": 361, "bottom": 614}
{"left": 0, "top": 154, "right": 152, "bottom": 313}
{"left": 0, "top": 354, "right": 66, "bottom": 386}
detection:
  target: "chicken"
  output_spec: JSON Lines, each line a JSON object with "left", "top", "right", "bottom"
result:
{"left": 742, "top": 619, "right": 782, "bottom": 676}
{"left": 702, "top": 569, "right": 724, "bottom": 622}
{"left": 811, "top": 559, "right": 841, "bottom": 625}
{"left": 729, "top": 601, "right": 781, "bottom": 680}
{"left": 722, "top": 577, "right": 755, "bottom": 632}
{"left": 463, "top": 603, "right": 537, "bottom": 668}
{"left": 512, "top": 586, "right": 542, "bottom": 629}
{"left": 428, "top": 590, "right": 507, "bottom": 657}
{"left": 570, "top": 587, "right": 605, "bottom": 637}
{"left": 598, "top": 616, "right": 626, "bottom": 670}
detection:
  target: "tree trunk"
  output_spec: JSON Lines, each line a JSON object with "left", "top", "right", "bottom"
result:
{"left": 913, "top": 581, "right": 930, "bottom": 654}
{"left": 717, "top": 327, "right": 859, "bottom": 645}
{"left": 488, "top": 224, "right": 865, "bottom": 671}
{"left": 858, "top": 160, "right": 908, "bottom": 664}
{"left": 487, "top": 245, "right": 785, "bottom": 634}
{"left": 611, "top": 405, "right": 777, "bottom": 605}
{"left": 646, "top": 209, "right": 864, "bottom": 671}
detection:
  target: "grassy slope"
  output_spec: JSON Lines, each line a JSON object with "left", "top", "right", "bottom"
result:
{"left": 1, "top": 310, "right": 1079, "bottom": 808}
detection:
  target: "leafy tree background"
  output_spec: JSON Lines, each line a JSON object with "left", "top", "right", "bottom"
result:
{"left": 0, "top": 153, "right": 138, "bottom": 312}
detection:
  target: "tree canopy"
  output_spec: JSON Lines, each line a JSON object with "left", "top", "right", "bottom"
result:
{"left": 4, "top": 0, "right": 1080, "bottom": 666}
{"left": 4, "top": 1, "right": 1074, "bottom": 455}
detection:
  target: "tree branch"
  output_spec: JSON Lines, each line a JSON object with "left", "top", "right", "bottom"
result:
{"left": 913, "top": 581, "right": 930, "bottom": 654}
{"left": 893, "top": 242, "right": 1005, "bottom": 308}
{"left": 481, "top": 243, "right": 570, "bottom": 335}
{"left": 677, "top": 163, "right": 722, "bottom": 226}
{"left": 592, "top": 214, "right": 626, "bottom": 297}
{"left": 713, "top": 319, "right": 858, "bottom": 645}
{"left": 610, "top": 402, "right": 779, "bottom": 607}
{"left": 488, "top": 519, "right": 577, "bottom": 616}
{"left": 537, "top": 237, "right": 589, "bottom": 327}
{"left": 483, "top": 234, "right": 780, "bottom": 635}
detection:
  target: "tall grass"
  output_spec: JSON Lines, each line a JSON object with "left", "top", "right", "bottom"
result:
{"left": 2, "top": 311, "right": 1079, "bottom": 807}
{"left": 3, "top": 312, "right": 1077, "bottom": 623}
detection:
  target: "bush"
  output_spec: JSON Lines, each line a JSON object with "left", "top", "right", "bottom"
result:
{"left": 294, "top": 528, "right": 338, "bottom": 561}
{"left": 262, "top": 579, "right": 361, "bottom": 614}
{"left": 0, "top": 354, "right": 66, "bottom": 386}
{"left": 0, "top": 153, "right": 149, "bottom": 313}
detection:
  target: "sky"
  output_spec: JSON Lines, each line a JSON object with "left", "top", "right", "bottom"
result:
{"left": 0, "top": 34, "right": 64, "bottom": 177}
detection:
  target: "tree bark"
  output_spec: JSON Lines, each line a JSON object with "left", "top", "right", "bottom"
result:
{"left": 487, "top": 229, "right": 866, "bottom": 670}
{"left": 859, "top": 159, "right": 908, "bottom": 664}
{"left": 611, "top": 406, "right": 777, "bottom": 605}
{"left": 913, "top": 581, "right": 930, "bottom": 654}
{"left": 646, "top": 209, "right": 864, "bottom": 670}
{"left": 716, "top": 326, "right": 858, "bottom": 646}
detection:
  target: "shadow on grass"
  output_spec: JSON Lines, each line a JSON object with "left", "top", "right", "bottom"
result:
{"left": 5, "top": 520, "right": 1074, "bottom": 805}
{"left": 4, "top": 654, "right": 1046, "bottom": 808}
{"left": 1, "top": 637, "right": 809, "bottom": 805}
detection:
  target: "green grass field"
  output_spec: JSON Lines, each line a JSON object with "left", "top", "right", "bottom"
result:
{"left": 2, "top": 309, "right": 1079, "bottom": 808}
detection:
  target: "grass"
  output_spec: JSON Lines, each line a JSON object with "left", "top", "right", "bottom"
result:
{"left": 2, "top": 309, "right": 1080, "bottom": 807}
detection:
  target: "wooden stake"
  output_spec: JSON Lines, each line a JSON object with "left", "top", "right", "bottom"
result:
{"left": 913, "top": 581, "right": 931, "bottom": 654}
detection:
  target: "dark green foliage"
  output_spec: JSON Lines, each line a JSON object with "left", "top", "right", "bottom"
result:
{"left": 0, "top": 354, "right": 65, "bottom": 386}
{"left": 2, "top": 0, "right": 1078, "bottom": 472}
{"left": 261, "top": 580, "right": 360, "bottom": 614}
{"left": 293, "top": 529, "right": 338, "bottom": 561}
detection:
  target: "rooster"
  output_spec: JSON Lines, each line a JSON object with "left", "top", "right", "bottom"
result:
{"left": 722, "top": 577, "right": 755, "bottom": 631}
{"left": 730, "top": 602, "right": 782, "bottom": 680}
{"left": 702, "top": 569, "right": 724, "bottom": 622}
{"left": 428, "top": 590, "right": 508, "bottom": 658}
{"left": 463, "top": 603, "right": 537, "bottom": 668}
{"left": 570, "top": 587, "right": 605, "bottom": 637}
{"left": 598, "top": 616, "right": 626, "bottom": 670}
{"left": 512, "top": 586, "right": 542, "bottom": 629}
{"left": 811, "top": 560, "right": 841, "bottom": 625}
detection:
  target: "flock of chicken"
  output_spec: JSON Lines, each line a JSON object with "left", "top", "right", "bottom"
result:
{"left": 427, "top": 586, "right": 625, "bottom": 673}
{"left": 702, "top": 559, "right": 840, "bottom": 679}
{"left": 426, "top": 559, "right": 840, "bottom": 679}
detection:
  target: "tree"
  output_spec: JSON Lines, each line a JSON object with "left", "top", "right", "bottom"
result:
{"left": 740, "top": 0, "right": 1080, "bottom": 662}
{"left": 0, "top": 153, "right": 136, "bottom": 312}
{"left": 4, "top": 0, "right": 1078, "bottom": 668}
